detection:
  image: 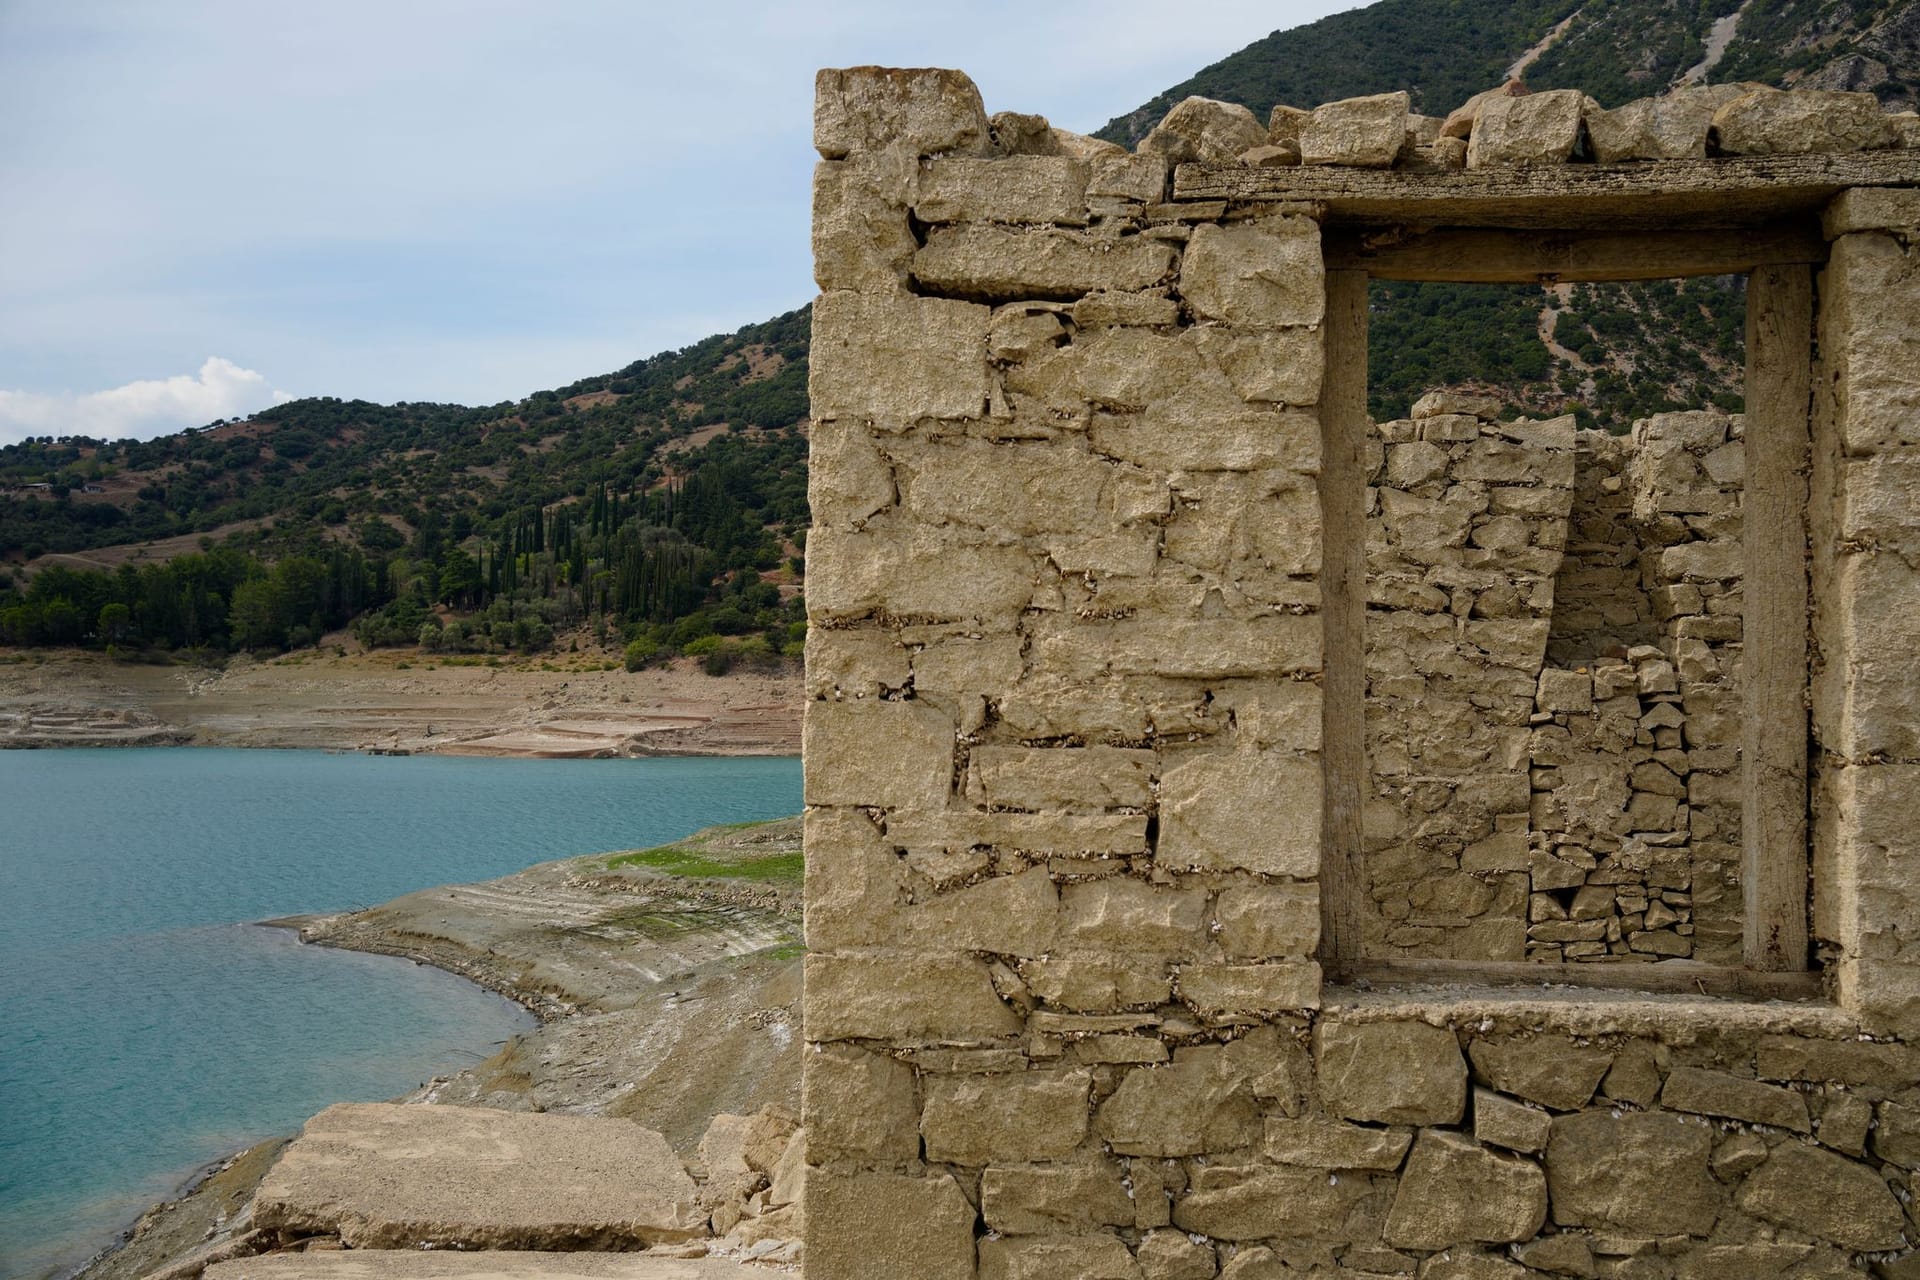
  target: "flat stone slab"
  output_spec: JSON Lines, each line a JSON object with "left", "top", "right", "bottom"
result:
{"left": 254, "top": 1104, "right": 706, "bottom": 1249}
{"left": 207, "top": 1255, "right": 780, "bottom": 1280}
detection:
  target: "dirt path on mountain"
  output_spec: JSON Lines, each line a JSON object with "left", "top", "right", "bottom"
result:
{"left": 0, "top": 648, "right": 800, "bottom": 757}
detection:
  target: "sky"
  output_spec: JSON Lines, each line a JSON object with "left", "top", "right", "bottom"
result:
{"left": 0, "top": 1, "right": 1365, "bottom": 446}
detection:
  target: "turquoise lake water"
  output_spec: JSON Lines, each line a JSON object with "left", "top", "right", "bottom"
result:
{"left": 0, "top": 748, "right": 802, "bottom": 1280}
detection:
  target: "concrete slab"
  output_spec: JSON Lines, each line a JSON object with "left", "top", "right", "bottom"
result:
{"left": 254, "top": 1104, "right": 706, "bottom": 1250}
{"left": 206, "top": 1255, "right": 784, "bottom": 1280}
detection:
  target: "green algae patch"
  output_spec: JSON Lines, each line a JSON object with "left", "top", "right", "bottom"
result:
{"left": 600, "top": 814, "right": 803, "bottom": 883}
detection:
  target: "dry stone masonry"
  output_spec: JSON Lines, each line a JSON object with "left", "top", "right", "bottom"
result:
{"left": 803, "top": 65, "right": 1920, "bottom": 1280}
{"left": 1362, "top": 403, "right": 1752, "bottom": 969}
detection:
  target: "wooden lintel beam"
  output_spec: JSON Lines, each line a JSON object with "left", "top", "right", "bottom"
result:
{"left": 1176, "top": 153, "right": 1920, "bottom": 229}
{"left": 1347, "top": 959, "right": 1825, "bottom": 1002}
{"left": 1323, "top": 225, "right": 1825, "bottom": 283}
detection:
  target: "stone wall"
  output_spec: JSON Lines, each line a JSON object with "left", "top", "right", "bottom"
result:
{"left": 1362, "top": 398, "right": 1574, "bottom": 963}
{"left": 802, "top": 66, "right": 1920, "bottom": 1280}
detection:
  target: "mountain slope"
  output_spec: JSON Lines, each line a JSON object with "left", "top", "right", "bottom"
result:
{"left": 1094, "top": 0, "right": 1919, "bottom": 146}
{"left": 9, "top": 0, "right": 1918, "bottom": 658}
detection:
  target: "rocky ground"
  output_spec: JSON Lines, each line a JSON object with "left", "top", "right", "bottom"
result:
{"left": 0, "top": 648, "right": 800, "bottom": 756}
{"left": 78, "top": 819, "right": 808, "bottom": 1280}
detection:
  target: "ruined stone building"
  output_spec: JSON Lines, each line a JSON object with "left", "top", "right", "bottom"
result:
{"left": 800, "top": 67, "right": 1920, "bottom": 1279}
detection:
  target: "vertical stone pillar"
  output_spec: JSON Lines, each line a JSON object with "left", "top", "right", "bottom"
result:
{"left": 1813, "top": 189, "right": 1920, "bottom": 1022}
{"left": 802, "top": 66, "right": 1332, "bottom": 1278}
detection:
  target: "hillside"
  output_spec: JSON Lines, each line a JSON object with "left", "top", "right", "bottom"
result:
{"left": 6, "top": 0, "right": 1916, "bottom": 661}
{"left": 1092, "top": 0, "right": 1920, "bottom": 146}
{"left": 1, "top": 311, "right": 812, "bottom": 661}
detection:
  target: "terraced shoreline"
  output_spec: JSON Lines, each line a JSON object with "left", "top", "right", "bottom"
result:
{"left": 78, "top": 818, "right": 806, "bottom": 1280}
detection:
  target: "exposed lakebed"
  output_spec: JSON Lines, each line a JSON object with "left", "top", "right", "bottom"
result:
{"left": 0, "top": 748, "right": 800, "bottom": 1280}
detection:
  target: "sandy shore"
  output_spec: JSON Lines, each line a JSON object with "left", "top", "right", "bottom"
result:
{"left": 0, "top": 647, "right": 800, "bottom": 757}
{"left": 76, "top": 819, "right": 806, "bottom": 1280}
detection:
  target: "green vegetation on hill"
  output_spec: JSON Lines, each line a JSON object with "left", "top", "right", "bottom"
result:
{"left": 1093, "top": 0, "right": 1916, "bottom": 146}
{"left": 1092, "top": 0, "right": 1581, "bottom": 144}
{"left": 1369, "top": 276, "right": 1746, "bottom": 428}
{"left": 1714, "top": 0, "right": 1919, "bottom": 102}
{"left": 9, "top": 0, "right": 1915, "bottom": 662}
{"left": 1, "top": 311, "right": 812, "bottom": 661}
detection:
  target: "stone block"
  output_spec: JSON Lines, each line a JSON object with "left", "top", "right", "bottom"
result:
{"left": 1139, "top": 96, "right": 1266, "bottom": 164}
{"left": 1660, "top": 1066, "right": 1810, "bottom": 1132}
{"left": 1172, "top": 1163, "right": 1373, "bottom": 1241}
{"left": 807, "top": 418, "right": 896, "bottom": 530}
{"left": 1818, "top": 1090, "right": 1873, "bottom": 1156}
{"left": 980, "top": 1234, "right": 1143, "bottom": 1280}
{"left": 804, "top": 953, "right": 1022, "bottom": 1043}
{"left": 1022, "top": 954, "right": 1172, "bottom": 1012}
{"left": 1089, "top": 407, "right": 1320, "bottom": 475}
{"left": 1818, "top": 555, "right": 1920, "bottom": 760}
{"left": 1512, "top": 1235, "right": 1596, "bottom": 1276}
{"left": 1659, "top": 540, "right": 1740, "bottom": 582}
{"left": 1316, "top": 1021, "right": 1467, "bottom": 1126}
{"left": 1838, "top": 453, "right": 1920, "bottom": 554}
{"left": 805, "top": 1044, "right": 921, "bottom": 1163}
{"left": 1077, "top": 324, "right": 1255, "bottom": 413}
{"left": 1545, "top": 1111, "right": 1721, "bottom": 1236}
{"left": 813, "top": 156, "right": 917, "bottom": 292}
{"left": 810, "top": 290, "right": 989, "bottom": 421}
{"left": 889, "top": 810, "right": 1150, "bottom": 857}
{"left": 1088, "top": 153, "right": 1169, "bottom": 202}
{"left": 1157, "top": 751, "right": 1321, "bottom": 878}
{"left": 1712, "top": 88, "right": 1895, "bottom": 155}
{"left": 914, "top": 226, "right": 1178, "bottom": 301}
{"left": 1213, "top": 679, "right": 1322, "bottom": 752}
{"left": 1096, "top": 1045, "right": 1261, "bottom": 1156}
{"left": 1179, "top": 220, "right": 1324, "bottom": 328}
{"left": 1824, "top": 232, "right": 1920, "bottom": 451}
{"left": 1071, "top": 290, "right": 1178, "bottom": 328}
{"left": 814, "top": 66, "right": 990, "bottom": 159}
{"left": 1060, "top": 877, "right": 1208, "bottom": 956}
{"left": 913, "top": 634, "right": 1024, "bottom": 700}
{"left": 1383, "top": 1129, "right": 1547, "bottom": 1250}
{"left": 1754, "top": 1032, "right": 1920, "bottom": 1087}
{"left": 1263, "top": 1117, "right": 1412, "bottom": 1170}
{"left": 898, "top": 437, "right": 1114, "bottom": 535}
{"left": 1822, "top": 187, "right": 1920, "bottom": 236}
{"left": 1103, "top": 616, "right": 1322, "bottom": 680}
{"left": 1413, "top": 391, "right": 1503, "bottom": 420}
{"left": 803, "top": 698, "right": 950, "bottom": 809}
{"left": 1468, "top": 89, "right": 1585, "bottom": 167}
{"left": 982, "top": 1159, "right": 1135, "bottom": 1235}
{"left": 1176, "top": 962, "right": 1321, "bottom": 1015}
{"left": 1192, "top": 327, "right": 1324, "bottom": 406}
{"left": 971, "top": 745, "right": 1155, "bottom": 812}
{"left": 904, "top": 867, "right": 1059, "bottom": 957}
{"left": 1300, "top": 92, "right": 1409, "bottom": 167}
{"left": 1735, "top": 1141, "right": 1906, "bottom": 1250}
{"left": 1072, "top": 1035, "right": 1168, "bottom": 1066}
{"left": 805, "top": 626, "right": 909, "bottom": 698}
{"left": 806, "top": 1168, "right": 976, "bottom": 1280}
{"left": 1267, "top": 104, "right": 1310, "bottom": 146}
{"left": 922, "top": 1069, "right": 1091, "bottom": 1165}
{"left": 1473, "top": 1087, "right": 1551, "bottom": 1153}
{"left": 1214, "top": 883, "right": 1320, "bottom": 958}
{"left": 804, "top": 806, "right": 905, "bottom": 950}
{"left": 916, "top": 155, "right": 1090, "bottom": 225}
{"left": 250, "top": 1103, "right": 705, "bottom": 1251}
{"left": 805, "top": 525, "right": 1035, "bottom": 625}
{"left": 1137, "top": 1230, "right": 1217, "bottom": 1280}
{"left": 1585, "top": 91, "right": 1717, "bottom": 162}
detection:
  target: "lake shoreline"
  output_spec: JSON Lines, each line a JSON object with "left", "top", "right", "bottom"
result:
{"left": 0, "top": 647, "right": 802, "bottom": 758}
{"left": 69, "top": 817, "right": 806, "bottom": 1280}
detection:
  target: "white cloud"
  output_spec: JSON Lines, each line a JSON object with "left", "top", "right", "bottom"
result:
{"left": 0, "top": 357, "right": 292, "bottom": 446}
